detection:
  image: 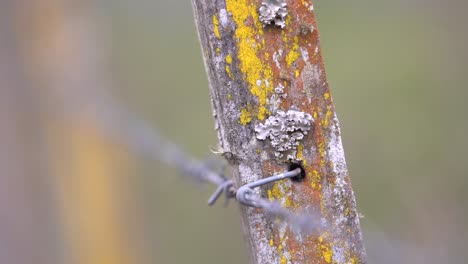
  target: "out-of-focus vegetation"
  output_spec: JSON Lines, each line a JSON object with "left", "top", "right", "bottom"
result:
{"left": 105, "top": 0, "right": 468, "bottom": 262}
{"left": 2, "top": 0, "right": 467, "bottom": 263}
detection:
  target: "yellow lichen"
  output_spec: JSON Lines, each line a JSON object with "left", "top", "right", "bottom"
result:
{"left": 321, "top": 244, "right": 333, "bottom": 263}
{"left": 280, "top": 255, "right": 287, "bottom": 264}
{"left": 318, "top": 141, "right": 325, "bottom": 157}
{"left": 285, "top": 14, "right": 292, "bottom": 27}
{"left": 320, "top": 192, "right": 325, "bottom": 215}
{"left": 226, "top": 54, "right": 233, "bottom": 64}
{"left": 324, "top": 92, "right": 330, "bottom": 100}
{"left": 318, "top": 234, "right": 333, "bottom": 263}
{"left": 227, "top": 93, "right": 232, "bottom": 100}
{"left": 213, "top": 15, "right": 221, "bottom": 39}
{"left": 240, "top": 107, "right": 252, "bottom": 125}
{"left": 267, "top": 189, "right": 273, "bottom": 201}
{"left": 282, "top": 31, "right": 288, "bottom": 42}
{"left": 322, "top": 107, "right": 333, "bottom": 128}
{"left": 225, "top": 55, "right": 234, "bottom": 78}
{"left": 269, "top": 180, "right": 294, "bottom": 209}
{"left": 226, "top": 65, "right": 234, "bottom": 79}
{"left": 310, "top": 169, "right": 321, "bottom": 190}
{"left": 297, "top": 144, "right": 306, "bottom": 165}
{"left": 226, "top": 0, "right": 272, "bottom": 120}
{"left": 271, "top": 181, "right": 282, "bottom": 200}
{"left": 285, "top": 36, "right": 300, "bottom": 66}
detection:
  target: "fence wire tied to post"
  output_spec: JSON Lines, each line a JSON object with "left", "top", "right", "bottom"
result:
{"left": 79, "top": 97, "right": 322, "bottom": 234}
{"left": 139, "top": 125, "right": 322, "bottom": 233}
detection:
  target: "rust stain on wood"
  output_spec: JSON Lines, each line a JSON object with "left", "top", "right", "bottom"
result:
{"left": 191, "top": 0, "right": 366, "bottom": 263}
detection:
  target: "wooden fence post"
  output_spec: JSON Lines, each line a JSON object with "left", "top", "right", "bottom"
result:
{"left": 191, "top": 0, "right": 367, "bottom": 263}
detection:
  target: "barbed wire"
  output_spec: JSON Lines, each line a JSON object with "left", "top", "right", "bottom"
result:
{"left": 117, "top": 116, "right": 322, "bottom": 233}
{"left": 72, "top": 93, "right": 321, "bottom": 234}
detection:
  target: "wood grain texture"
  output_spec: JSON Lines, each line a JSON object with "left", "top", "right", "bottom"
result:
{"left": 191, "top": 0, "right": 366, "bottom": 263}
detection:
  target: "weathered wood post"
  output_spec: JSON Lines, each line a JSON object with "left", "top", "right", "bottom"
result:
{"left": 191, "top": 0, "right": 366, "bottom": 263}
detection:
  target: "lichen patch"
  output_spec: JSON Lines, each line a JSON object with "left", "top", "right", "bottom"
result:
{"left": 259, "top": 0, "right": 288, "bottom": 28}
{"left": 255, "top": 108, "right": 314, "bottom": 160}
{"left": 226, "top": 0, "right": 273, "bottom": 120}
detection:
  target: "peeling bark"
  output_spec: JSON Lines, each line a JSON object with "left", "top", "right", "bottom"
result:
{"left": 191, "top": 0, "right": 366, "bottom": 263}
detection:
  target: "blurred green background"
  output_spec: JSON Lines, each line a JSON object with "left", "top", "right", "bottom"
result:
{"left": 107, "top": 0, "right": 468, "bottom": 262}
{"left": 2, "top": 0, "right": 467, "bottom": 263}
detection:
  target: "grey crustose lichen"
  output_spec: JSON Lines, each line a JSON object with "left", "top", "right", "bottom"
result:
{"left": 255, "top": 109, "right": 314, "bottom": 160}
{"left": 259, "top": 0, "right": 288, "bottom": 28}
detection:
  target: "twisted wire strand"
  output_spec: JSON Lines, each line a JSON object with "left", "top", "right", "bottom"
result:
{"left": 75, "top": 95, "right": 320, "bottom": 233}
{"left": 119, "top": 116, "right": 320, "bottom": 233}
{"left": 144, "top": 129, "right": 321, "bottom": 233}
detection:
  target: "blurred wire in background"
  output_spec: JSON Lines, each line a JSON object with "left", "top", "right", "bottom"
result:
{"left": 1, "top": 0, "right": 467, "bottom": 263}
